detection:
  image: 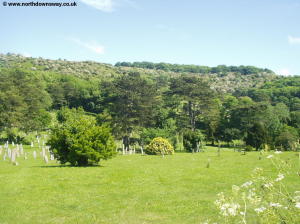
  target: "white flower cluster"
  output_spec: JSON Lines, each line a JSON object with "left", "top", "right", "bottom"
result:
{"left": 266, "top": 155, "right": 273, "bottom": 159}
{"left": 275, "top": 173, "right": 284, "bottom": 182}
{"left": 241, "top": 181, "right": 253, "bottom": 188}
{"left": 295, "top": 191, "right": 300, "bottom": 209}
{"left": 269, "top": 202, "right": 282, "bottom": 208}
{"left": 215, "top": 193, "right": 241, "bottom": 217}
{"left": 263, "top": 182, "right": 273, "bottom": 189}
{"left": 254, "top": 206, "right": 266, "bottom": 213}
{"left": 247, "top": 188, "right": 261, "bottom": 204}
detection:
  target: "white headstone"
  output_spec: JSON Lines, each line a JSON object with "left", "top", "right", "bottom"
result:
{"left": 20, "top": 145, "right": 24, "bottom": 155}
{"left": 42, "top": 147, "right": 45, "bottom": 157}
{"left": 7, "top": 148, "right": 11, "bottom": 159}
{"left": 11, "top": 150, "right": 16, "bottom": 163}
{"left": 140, "top": 146, "right": 144, "bottom": 155}
{"left": 44, "top": 155, "right": 48, "bottom": 164}
{"left": 33, "top": 151, "right": 37, "bottom": 159}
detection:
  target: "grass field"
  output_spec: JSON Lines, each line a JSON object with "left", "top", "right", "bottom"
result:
{"left": 0, "top": 146, "right": 299, "bottom": 224}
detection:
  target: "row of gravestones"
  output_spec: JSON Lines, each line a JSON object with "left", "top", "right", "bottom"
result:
{"left": 0, "top": 141, "right": 55, "bottom": 166}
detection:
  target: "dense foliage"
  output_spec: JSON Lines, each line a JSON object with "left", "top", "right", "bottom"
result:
{"left": 145, "top": 137, "right": 174, "bottom": 155}
{"left": 0, "top": 53, "right": 299, "bottom": 152}
{"left": 183, "top": 129, "right": 205, "bottom": 152}
{"left": 48, "top": 108, "right": 116, "bottom": 166}
{"left": 115, "top": 61, "right": 273, "bottom": 75}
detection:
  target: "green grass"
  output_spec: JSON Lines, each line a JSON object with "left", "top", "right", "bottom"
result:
{"left": 0, "top": 146, "right": 299, "bottom": 224}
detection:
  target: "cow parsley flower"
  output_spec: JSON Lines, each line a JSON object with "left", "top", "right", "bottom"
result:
{"left": 241, "top": 181, "right": 253, "bottom": 188}
{"left": 267, "top": 155, "right": 273, "bottom": 159}
{"left": 275, "top": 173, "right": 285, "bottom": 182}
{"left": 269, "top": 202, "right": 282, "bottom": 208}
{"left": 296, "top": 203, "right": 300, "bottom": 209}
{"left": 274, "top": 151, "right": 282, "bottom": 154}
{"left": 264, "top": 182, "right": 273, "bottom": 188}
{"left": 254, "top": 207, "right": 266, "bottom": 213}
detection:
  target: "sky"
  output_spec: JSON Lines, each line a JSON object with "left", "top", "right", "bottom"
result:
{"left": 1, "top": 0, "right": 300, "bottom": 75}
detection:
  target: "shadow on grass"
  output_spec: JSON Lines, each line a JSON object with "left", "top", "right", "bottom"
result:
{"left": 32, "top": 164, "right": 104, "bottom": 168}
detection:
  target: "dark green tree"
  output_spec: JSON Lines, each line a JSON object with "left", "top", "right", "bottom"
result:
{"left": 168, "top": 76, "right": 215, "bottom": 131}
{"left": 48, "top": 109, "right": 116, "bottom": 166}
{"left": 103, "top": 72, "right": 158, "bottom": 150}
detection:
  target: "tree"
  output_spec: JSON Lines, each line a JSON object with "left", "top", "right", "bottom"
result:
{"left": 183, "top": 129, "right": 205, "bottom": 152}
{"left": 275, "top": 125, "right": 299, "bottom": 151}
{"left": 168, "top": 76, "right": 215, "bottom": 131}
{"left": 245, "top": 121, "right": 268, "bottom": 150}
{"left": 0, "top": 68, "right": 52, "bottom": 131}
{"left": 48, "top": 109, "right": 116, "bottom": 166}
{"left": 103, "top": 72, "right": 158, "bottom": 150}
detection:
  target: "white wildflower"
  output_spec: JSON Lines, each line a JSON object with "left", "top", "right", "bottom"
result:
{"left": 267, "top": 155, "right": 274, "bottom": 159}
{"left": 269, "top": 202, "right": 282, "bottom": 208}
{"left": 294, "top": 196, "right": 300, "bottom": 202}
{"left": 296, "top": 203, "right": 300, "bottom": 209}
{"left": 241, "top": 181, "right": 253, "bottom": 188}
{"left": 247, "top": 189, "right": 261, "bottom": 204}
{"left": 264, "top": 182, "right": 273, "bottom": 188}
{"left": 219, "top": 203, "right": 240, "bottom": 216}
{"left": 274, "top": 151, "right": 282, "bottom": 154}
{"left": 275, "top": 173, "right": 285, "bottom": 182}
{"left": 254, "top": 207, "right": 266, "bottom": 213}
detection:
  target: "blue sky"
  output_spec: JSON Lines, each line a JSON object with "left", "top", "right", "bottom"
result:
{"left": 1, "top": 0, "right": 300, "bottom": 75}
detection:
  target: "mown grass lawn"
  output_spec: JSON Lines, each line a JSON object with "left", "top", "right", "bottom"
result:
{"left": 0, "top": 147, "right": 299, "bottom": 224}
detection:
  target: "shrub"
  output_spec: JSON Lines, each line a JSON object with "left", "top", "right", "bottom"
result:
{"left": 145, "top": 137, "right": 174, "bottom": 155}
{"left": 275, "top": 125, "right": 299, "bottom": 151}
{"left": 140, "top": 128, "right": 170, "bottom": 145}
{"left": 48, "top": 112, "right": 116, "bottom": 166}
{"left": 183, "top": 129, "right": 204, "bottom": 152}
{"left": 244, "top": 145, "right": 255, "bottom": 151}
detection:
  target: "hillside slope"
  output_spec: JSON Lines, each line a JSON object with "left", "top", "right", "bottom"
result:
{"left": 0, "top": 53, "right": 278, "bottom": 93}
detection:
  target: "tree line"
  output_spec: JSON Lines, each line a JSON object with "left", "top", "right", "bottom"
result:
{"left": 0, "top": 66, "right": 299, "bottom": 152}
{"left": 115, "top": 61, "right": 274, "bottom": 75}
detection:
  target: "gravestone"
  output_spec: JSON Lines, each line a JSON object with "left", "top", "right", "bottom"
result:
{"left": 44, "top": 155, "right": 49, "bottom": 163}
{"left": 7, "top": 148, "right": 11, "bottom": 159}
{"left": 140, "top": 146, "right": 144, "bottom": 155}
{"left": 11, "top": 150, "right": 16, "bottom": 163}
{"left": 33, "top": 150, "right": 37, "bottom": 159}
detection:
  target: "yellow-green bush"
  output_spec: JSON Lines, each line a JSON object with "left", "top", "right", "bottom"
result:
{"left": 145, "top": 137, "right": 174, "bottom": 155}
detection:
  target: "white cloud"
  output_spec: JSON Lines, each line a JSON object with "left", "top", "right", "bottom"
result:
{"left": 79, "top": 0, "right": 138, "bottom": 12}
{"left": 80, "top": 0, "right": 115, "bottom": 12}
{"left": 69, "top": 38, "right": 105, "bottom": 54}
{"left": 277, "top": 68, "right": 291, "bottom": 76}
{"left": 288, "top": 35, "right": 300, "bottom": 44}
